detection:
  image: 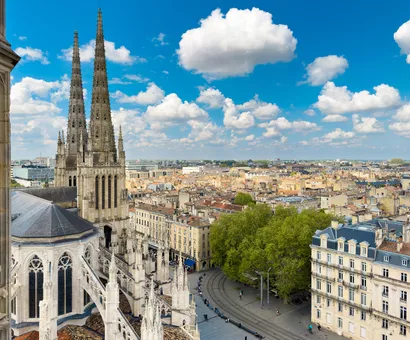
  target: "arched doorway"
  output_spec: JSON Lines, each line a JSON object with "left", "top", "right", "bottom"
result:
{"left": 104, "top": 226, "right": 112, "bottom": 249}
{"left": 202, "top": 261, "right": 207, "bottom": 270}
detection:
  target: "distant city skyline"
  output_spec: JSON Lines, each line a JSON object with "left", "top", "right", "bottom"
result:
{"left": 8, "top": 0, "right": 410, "bottom": 160}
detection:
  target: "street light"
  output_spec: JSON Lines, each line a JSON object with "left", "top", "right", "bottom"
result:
{"left": 267, "top": 267, "right": 272, "bottom": 305}
{"left": 255, "top": 271, "right": 263, "bottom": 308}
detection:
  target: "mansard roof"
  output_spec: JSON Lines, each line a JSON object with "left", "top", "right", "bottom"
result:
{"left": 11, "top": 190, "right": 95, "bottom": 240}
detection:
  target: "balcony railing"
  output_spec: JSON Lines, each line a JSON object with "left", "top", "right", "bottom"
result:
{"left": 312, "top": 259, "right": 373, "bottom": 277}
{"left": 310, "top": 288, "right": 372, "bottom": 312}
{"left": 312, "top": 272, "right": 336, "bottom": 282}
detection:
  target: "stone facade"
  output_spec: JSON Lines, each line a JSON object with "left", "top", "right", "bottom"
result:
{"left": 0, "top": 0, "right": 20, "bottom": 338}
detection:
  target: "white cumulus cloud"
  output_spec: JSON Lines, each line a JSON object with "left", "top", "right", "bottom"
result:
{"left": 304, "top": 109, "right": 316, "bottom": 116}
{"left": 394, "top": 20, "right": 410, "bottom": 64}
{"left": 301, "top": 55, "right": 348, "bottom": 86}
{"left": 314, "top": 81, "right": 401, "bottom": 115}
{"left": 15, "top": 47, "right": 50, "bottom": 64}
{"left": 223, "top": 98, "right": 255, "bottom": 129}
{"left": 261, "top": 117, "right": 320, "bottom": 138}
{"left": 245, "top": 134, "right": 255, "bottom": 141}
{"left": 322, "top": 114, "right": 348, "bottom": 122}
{"left": 60, "top": 40, "right": 146, "bottom": 65}
{"left": 237, "top": 95, "right": 280, "bottom": 120}
{"left": 352, "top": 114, "right": 384, "bottom": 133}
{"left": 196, "top": 88, "right": 225, "bottom": 108}
{"left": 177, "top": 8, "right": 297, "bottom": 79}
{"left": 113, "top": 83, "right": 165, "bottom": 105}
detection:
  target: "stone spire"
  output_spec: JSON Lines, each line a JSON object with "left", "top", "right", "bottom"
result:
{"left": 66, "top": 31, "right": 87, "bottom": 156}
{"left": 88, "top": 9, "right": 116, "bottom": 158}
{"left": 141, "top": 277, "right": 163, "bottom": 340}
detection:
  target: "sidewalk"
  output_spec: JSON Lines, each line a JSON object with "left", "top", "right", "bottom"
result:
{"left": 220, "top": 269, "right": 347, "bottom": 340}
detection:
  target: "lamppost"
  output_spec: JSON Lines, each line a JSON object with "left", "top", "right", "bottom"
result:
{"left": 255, "top": 271, "right": 263, "bottom": 308}
{"left": 267, "top": 267, "right": 272, "bottom": 304}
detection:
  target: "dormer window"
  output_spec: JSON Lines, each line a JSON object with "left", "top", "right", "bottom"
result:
{"left": 338, "top": 242, "right": 344, "bottom": 251}
{"left": 361, "top": 247, "right": 367, "bottom": 257}
{"left": 403, "top": 259, "right": 408, "bottom": 266}
{"left": 384, "top": 256, "right": 390, "bottom": 263}
{"left": 321, "top": 238, "right": 327, "bottom": 248}
{"left": 349, "top": 244, "right": 355, "bottom": 254}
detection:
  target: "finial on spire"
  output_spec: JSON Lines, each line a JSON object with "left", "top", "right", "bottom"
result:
{"left": 109, "top": 251, "right": 117, "bottom": 282}
{"left": 97, "top": 8, "right": 103, "bottom": 36}
{"left": 58, "top": 131, "right": 61, "bottom": 144}
{"left": 119, "top": 125, "right": 123, "bottom": 139}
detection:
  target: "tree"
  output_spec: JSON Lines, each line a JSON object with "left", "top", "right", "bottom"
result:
{"left": 10, "top": 179, "right": 23, "bottom": 188}
{"left": 210, "top": 205, "right": 340, "bottom": 303}
{"left": 390, "top": 158, "right": 404, "bottom": 165}
{"left": 234, "top": 192, "right": 255, "bottom": 206}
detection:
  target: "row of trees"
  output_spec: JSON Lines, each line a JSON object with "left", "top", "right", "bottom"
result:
{"left": 210, "top": 204, "right": 340, "bottom": 302}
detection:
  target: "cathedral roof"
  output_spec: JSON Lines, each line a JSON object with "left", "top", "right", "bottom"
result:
{"left": 11, "top": 190, "right": 95, "bottom": 240}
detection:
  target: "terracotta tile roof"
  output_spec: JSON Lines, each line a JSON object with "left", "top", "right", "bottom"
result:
{"left": 379, "top": 240, "right": 410, "bottom": 256}
{"left": 14, "top": 331, "right": 39, "bottom": 340}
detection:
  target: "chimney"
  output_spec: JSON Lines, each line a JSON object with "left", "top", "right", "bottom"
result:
{"left": 404, "top": 225, "right": 410, "bottom": 244}
{"left": 375, "top": 228, "right": 385, "bottom": 247}
{"left": 397, "top": 236, "right": 404, "bottom": 252}
{"left": 389, "top": 229, "right": 396, "bottom": 240}
{"left": 331, "top": 220, "right": 339, "bottom": 230}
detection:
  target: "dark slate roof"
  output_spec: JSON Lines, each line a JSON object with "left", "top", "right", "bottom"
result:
{"left": 15, "top": 186, "right": 77, "bottom": 203}
{"left": 11, "top": 191, "right": 94, "bottom": 239}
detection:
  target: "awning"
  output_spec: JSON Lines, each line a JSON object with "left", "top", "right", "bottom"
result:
{"left": 184, "top": 258, "right": 196, "bottom": 267}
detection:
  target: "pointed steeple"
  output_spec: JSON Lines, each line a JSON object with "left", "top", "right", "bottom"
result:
{"left": 67, "top": 31, "right": 87, "bottom": 157}
{"left": 89, "top": 9, "right": 116, "bottom": 158}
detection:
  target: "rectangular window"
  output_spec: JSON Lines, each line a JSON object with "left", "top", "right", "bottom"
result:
{"left": 403, "top": 259, "right": 408, "bottom": 266}
{"left": 349, "top": 322, "right": 354, "bottom": 334}
{"left": 317, "top": 264, "right": 322, "bottom": 274}
{"left": 361, "top": 247, "right": 367, "bottom": 256}
{"left": 327, "top": 298, "right": 331, "bottom": 307}
{"left": 400, "top": 306, "right": 407, "bottom": 320}
{"left": 382, "top": 286, "right": 389, "bottom": 298}
{"left": 327, "top": 253, "right": 332, "bottom": 263}
{"left": 360, "top": 326, "right": 366, "bottom": 339}
{"left": 401, "top": 290, "right": 407, "bottom": 302}
{"left": 402, "top": 273, "right": 408, "bottom": 282}
{"left": 317, "top": 309, "right": 321, "bottom": 319}
{"left": 382, "top": 335, "right": 388, "bottom": 340}
{"left": 338, "top": 302, "right": 343, "bottom": 312}
{"left": 382, "top": 319, "right": 388, "bottom": 329}
{"left": 321, "top": 238, "right": 327, "bottom": 247}
{"left": 349, "top": 244, "right": 355, "bottom": 254}
{"left": 338, "top": 317, "right": 343, "bottom": 328}
{"left": 361, "top": 293, "right": 366, "bottom": 306}
{"left": 350, "top": 273, "right": 355, "bottom": 284}
{"left": 338, "top": 271, "right": 343, "bottom": 281}
{"left": 384, "top": 255, "right": 389, "bottom": 263}
{"left": 349, "top": 288, "right": 354, "bottom": 301}
{"left": 11, "top": 297, "right": 16, "bottom": 315}
{"left": 361, "top": 276, "right": 367, "bottom": 288}
{"left": 362, "top": 262, "right": 367, "bottom": 272}
{"left": 339, "top": 256, "right": 343, "bottom": 266}
{"left": 383, "top": 268, "right": 389, "bottom": 278}
{"left": 317, "top": 251, "right": 321, "bottom": 260}
{"left": 350, "top": 259, "right": 355, "bottom": 269}
{"left": 316, "top": 295, "right": 321, "bottom": 304}
{"left": 400, "top": 325, "right": 407, "bottom": 336}
{"left": 327, "top": 282, "right": 332, "bottom": 294}
{"left": 338, "top": 242, "right": 344, "bottom": 251}
{"left": 361, "top": 311, "right": 366, "bottom": 321}
{"left": 338, "top": 286, "right": 343, "bottom": 298}
{"left": 349, "top": 307, "right": 354, "bottom": 316}
{"left": 382, "top": 301, "right": 388, "bottom": 314}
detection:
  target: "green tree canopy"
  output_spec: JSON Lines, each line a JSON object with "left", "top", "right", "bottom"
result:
{"left": 234, "top": 192, "right": 255, "bottom": 206}
{"left": 10, "top": 179, "right": 23, "bottom": 188}
{"left": 210, "top": 205, "right": 340, "bottom": 302}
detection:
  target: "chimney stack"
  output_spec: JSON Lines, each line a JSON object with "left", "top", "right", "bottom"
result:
{"left": 331, "top": 220, "right": 339, "bottom": 230}
{"left": 397, "top": 236, "right": 404, "bottom": 252}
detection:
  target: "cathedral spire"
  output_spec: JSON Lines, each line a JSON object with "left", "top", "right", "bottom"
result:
{"left": 89, "top": 9, "right": 116, "bottom": 157}
{"left": 67, "top": 31, "right": 87, "bottom": 156}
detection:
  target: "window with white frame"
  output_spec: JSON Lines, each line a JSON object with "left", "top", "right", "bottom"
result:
{"left": 338, "top": 242, "right": 344, "bottom": 251}
{"left": 338, "top": 271, "right": 343, "bottom": 281}
{"left": 382, "top": 301, "right": 389, "bottom": 313}
{"left": 317, "top": 279, "right": 321, "bottom": 290}
{"left": 316, "top": 295, "right": 321, "bottom": 304}
{"left": 317, "top": 264, "right": 322, "bottom": 274}
{"left": 384, "top": 255, "right": 389, "bottom": 263}
{"left": 361, "top": 246, "right": 367, "bottom": 256}
{"left": 361, "top": 311, "right": 366, "bottom": 321}
{"left": 349, "top": 244, "right": 355, "bottom": 254}
{"left": 327, "top": 253, "right": 332, "bottom": 263}
{"left": 339, "top": 256, "right": 343, "bottom": 266}
{"left": 317, "top": 251, "right": 321, "bottom": 261}
{"left": 338, "top": 317, "right": 343, "bottom": 328}
{"left": 382, "top": 335, "right": 388, "bottom": 340}
{"left": 382, "top": 319, "right": 388, "bottom": 329}
{"left": 403, "top": 259, "right": 408, "bottom": 266}
{"left": 349, "top": 307, "right": 354, "bottom": 316}
{"left": 362, "top": 262, "right": 367, "bottom": 272}
{"left": 350, "top": 259, "right": 355, "bottom": 269}
{"left": 338, "top": 285, "right": 343, "bottom": 298}
{"left": 350, "top": 273, "right": 355, "bottom": 284}
{"left": 401, "top": 290, "right": 407, "bottom": 302}
{"left": 402, "top": 273, "right": 408, "bottom": 282}
{"left": 383, "top": 268, "right": 389, "bottom": 278}
{"left": 321, "top": 238, "right": 327, "bottom": 247}
{"left": 361, "top": 293, "right": 366, "bottom": 306}
{"left": 361, "top": 276, "right": 367, "bottom": 288}
{"left": 327, "top": 298, "right": 331, "bottom": 307}
{"left": 382, "top": 286, "right": 389, "bottom": 297}
{"left": 400, "top": 306, "right": 407, "bottom": 320}
{"left": 349, "top": 288, "right": 354, "bottom": 301}
{"left": 317, "top": 309, "right": 321, "bottom": 319}
{"left": 338, "top": 302, "right": 343, "bottom": 312}
{"left": 400, "top": 325, "right": 407, "bottom": 336}
{"left": 327, "top": 282, "right": 332, "bottom": 294}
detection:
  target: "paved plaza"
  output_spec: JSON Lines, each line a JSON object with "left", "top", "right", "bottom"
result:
{"left": 189, "top": 269, "right": 348, "bottom": 340}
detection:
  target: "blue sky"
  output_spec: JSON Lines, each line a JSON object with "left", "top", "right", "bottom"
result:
{"left": 8, "top": 0, "right": 410, "bottom": 160}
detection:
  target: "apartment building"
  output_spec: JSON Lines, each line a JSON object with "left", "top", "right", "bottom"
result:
{"left": 311, "top": 219, "right": 410, "bottom": 340}
{"left": 168, "top": 216, "right": 212, "bottom": 272}
{"left": 129, "top": 203, "right": 173, "bottom": 246}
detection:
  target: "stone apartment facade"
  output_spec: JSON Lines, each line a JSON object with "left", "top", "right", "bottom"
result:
{"left": 311, "top": 219, "right": 410, "bottom": 340}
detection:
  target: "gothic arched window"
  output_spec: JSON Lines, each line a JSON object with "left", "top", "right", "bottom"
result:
{"left": 58, "top": 253, "right": 73, "bottom": 316}
{"left": 28, "top": 255, "right": 43, "bottom": 318}
{"left": 73, "top": 176, "right": 76, "bottom": 187}
{"left": 95, "top": 176, "right": 99, "bottom": 210}
{"left": 108, "top": 175, "right": 112, "bottom": 209}
{"left": 114, "top": 175, "right": 118, "bottom": 208}
{"left": 69, "top": 176, "right": 72, "bottom": 187}
{"left": 78, "top": 120, "right": 82, "bottom": 127}
{"left": 102, "top": 175, "right": 105, "bottom": 209}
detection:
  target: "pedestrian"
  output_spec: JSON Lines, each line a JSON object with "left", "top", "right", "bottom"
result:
{"left": 238, "top": 322, "right": 242, "bottom": 328}
{"left": 239, "top": 292, "right": 242, "bottom": 300}
{"left": 318, "top": 323, "right": 321, "bottom": 331}
{"left": 225, "top": 317, "right": 230, "bottom": 323}
{"left": 276, "top": 309, "right": 280, "bottom": 316}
